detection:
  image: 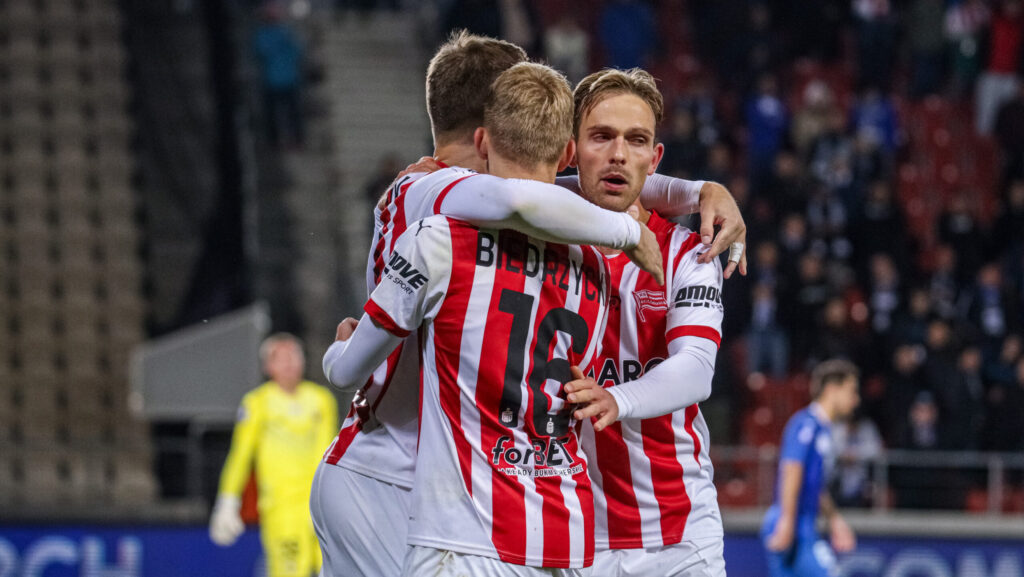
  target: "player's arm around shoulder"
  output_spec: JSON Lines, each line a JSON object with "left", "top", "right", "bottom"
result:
{"left": 323, "top": 215, "right": 455, "bottom": 391}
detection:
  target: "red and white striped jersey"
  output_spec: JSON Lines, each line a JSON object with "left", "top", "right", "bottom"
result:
{"left": 322, "top": 166, "right": 478, "bottom": 487}
{"left": 364, "top": 208, "right": 610, "bottom": 568}
{"left": 580, "top": 211, "right": 725, "bottom": 551}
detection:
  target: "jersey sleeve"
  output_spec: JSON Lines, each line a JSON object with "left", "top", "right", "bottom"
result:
{"left": 436, "top": 171, "right": 642, "bottom": 250}
{"left": 554, "top": 173, "right": 704, "bottom": 218}
{"left": 365, "top": 215, "right": 454, "bottom": 336}
{"left": 217, "top": 390, "right": 263, "bottom": 498}
{"left": 780, "top": 415, "right": 816, "bottom": 464}
{"left": 665, "top": 232, "right": 724, "bottom": 348}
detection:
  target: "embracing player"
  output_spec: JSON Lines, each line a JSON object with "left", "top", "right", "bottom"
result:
{"left": 311, "top": 31, "right": 748, "bottom": 577}
{"left": 563, "top": 68, "right": 730, "bottom": 576}
{"left": 326, "top": 61, "right": 608, "bottom": 576}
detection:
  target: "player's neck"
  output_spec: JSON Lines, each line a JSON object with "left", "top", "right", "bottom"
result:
{"left": 810, "top": 400, "right": 834, "bottom": 423}
{"left": 434, "top": 143, "right": 486, "bottom": 173}
{"left": 275, "top": 379, "right": 301, "bottom": 395}
{"left": 487, "top": 154, "right": 556, "bottom": 183}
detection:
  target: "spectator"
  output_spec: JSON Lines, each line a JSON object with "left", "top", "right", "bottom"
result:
{"left": 891, "top": 287, "right": 934, "bottom": 347}
{"left": 960, "top": 263, "right": 1018, "bottom": 348}
{"left": 741, "top": 2, "right": 777, "bottom": 86}
{"left": 908, "top": 0, "right": 948, "bottom": 99}
{"left": 939, "top": 195, "right": 984, "bottom": 280}
{"left": 805, "top": 184, "right": 851, "bottom": 260}
{"left": 807, "top": 108, "right": 853, "bottom": 191}
{"left": 866, "top": 253, "right": 901, "bottom": 337}
{"left": 850, "top": 86, "right": 901, "bottom": 158}
{"left": 896, "top": 390, "right": 946, "bottom": 450}
{"left": 543, "top": 13, "right": 589, "bottom": 84}
{"left": 994, "top": 88, "right": 1024, "bottom": 185}
{"left": 791, "top": 80, "right": 838, "bottom": 158}
{"left": 746, "top": 73, "right": 789, "bottom": 190}
{"left": 983, "top": 355, "right": 1024, "bottom": 451}
{"left": 930, "top": 244, "right": 962, "bottom": 319}
{"left": 254, "top": 2, "right": 305, "bottom": 149}
{"left": 892, "top": 389, "right": 972, "bottom": 510}
{"left": 660, "top": 107, "right": 708, "bottom": 179}
{"left": 945, "top": 0, "right": 991, "bottom": 99}
{"left": 777, "top": 213, "right": 810, "bottom": 277}
{"left": 992, "top": 181, "right": 1024, "bottom": 255}
{"left": 762, "top": 149, "right": 810, "bottom": 216}
{"left": 599, "top": 0, "right": 656, "bottom": 70}
{"left": 831, "top": 411, "right": 883, "bottom": 508}
{"left": 974, "top": 0, "right": 1024, "bottom": 136}
{"left": 852, "top": 0, "right": 898, "bottom": 90}
{"left": 937, "top": 346, "right": 987, "bottom": 450}
{"left": 748, "top": 281, "right": 790, "bottom": 380}
{"left": 854, "top": 180, "right": 908, "bottom": 274}
{"left": 983, "top": 333, "right": 1022, "bottom": 386}
{"left": 497, "top": 0, "right": 541, "bottom": 57}
{"left": 807, "top": 297, "right": 866, "bottom": 369}
{"left": 701, "top": 140, "right": 734, "bottom": 184}
{"left": 884, "top": 344, "right": 927, "bottom": 442}
{"left": 783, "top": 252, "right": 831, "bottom": 362}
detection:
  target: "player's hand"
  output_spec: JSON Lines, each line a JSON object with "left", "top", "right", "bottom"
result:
{"left": 766, "top": 516, "right": 795, "bottom": 552}
{"left": 829, "top": 514, "right": 856, "bottom": 553}
{"left": 695, "top": 181, "right": 747, "bottom": 279}
{"left": 335, "top": 318, "right": 358, "bottom": 342}
{"left": 378, "top": 157, "right": 444, "bottom": 209}
{"left": 209, "top": 495, "right": 244, "bottom": 547}
{"left": 398, "top": 156, "right": 441, "bottom": 179}
{"left": 565, "top": 366, "right": 619, "bottom": 431}
{"left": 624, "top": 218, "right": 664, "bottom": 286}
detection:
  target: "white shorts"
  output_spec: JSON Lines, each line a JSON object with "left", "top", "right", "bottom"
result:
{"left": 310, "top": 462, "right": 411, "bottom": 577}
{"left": 403, "top": 545, "right": 592, "bottom": 577}
{"left": 592, "top": 536, "right": 726, "bottom": 577}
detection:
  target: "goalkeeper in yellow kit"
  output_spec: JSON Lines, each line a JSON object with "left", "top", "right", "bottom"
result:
{"left": 209, "top": 333, "right": 338, "bottom": 577}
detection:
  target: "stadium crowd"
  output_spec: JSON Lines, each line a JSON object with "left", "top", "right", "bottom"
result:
{"left": 451, "top": 0, "right": 1024, "bottom": 457}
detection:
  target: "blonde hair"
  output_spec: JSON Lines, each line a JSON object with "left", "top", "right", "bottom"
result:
{"left": 573, "top": 68, "right": 664, "bottom": 137}
{"left": 484, "top": 62, "right": 573, "bottom": 167}
{"left": 426, "top": 30, "right": 527, "bottom": 146}
{"left": 259, "top": 332, "right": 304, "bottom": 365}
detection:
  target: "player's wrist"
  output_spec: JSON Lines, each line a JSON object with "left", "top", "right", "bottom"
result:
{"left": 214, "top": 494, "right": 241, "bottom": 512}
{"left": 606, "top": 387, "right": 629, "bottom": 420}
{"left": 620, "top": 214, "right": 642, "bottom": 249}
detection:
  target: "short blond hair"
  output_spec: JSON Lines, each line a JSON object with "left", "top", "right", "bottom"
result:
{"left": 259, "top": 332, "right": 304, "bottom": 365}
{"left": 426, "top": 30, "right": 527, "bottom": 146}
{"left": 573, "top": 68, "right": 664, "bottom": 137}
{"left": 484, "top": 62, "right": 573, "bottom": 167}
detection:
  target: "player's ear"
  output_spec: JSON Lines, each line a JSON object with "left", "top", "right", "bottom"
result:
{"left": 648, "top": 141, "right": 665, "bottom": 175}
{"left": 474, "top": 127, "right": 489, "bottom": 161}
{"left": 562, "top": 138, "right": 578, "bottom": 170}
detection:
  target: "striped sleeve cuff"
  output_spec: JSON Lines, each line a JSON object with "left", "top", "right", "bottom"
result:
{"left": 364, "top": 300, "right": 412, "bottom": 338}
{"left": 666, "top": 325, "right": 721, "bottom": 347}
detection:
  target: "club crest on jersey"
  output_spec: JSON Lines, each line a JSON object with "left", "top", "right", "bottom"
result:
{"left": 383, "top": 250, "right": 428, "bottom": 294}
{"left": 501, "top": 408, "right": 514, "bottom": 424}
{"left": 632, "top": 289, "right": 668, "bottom": 322}
{"left": 673, "top": 285, "right": 723, "bottom": 311}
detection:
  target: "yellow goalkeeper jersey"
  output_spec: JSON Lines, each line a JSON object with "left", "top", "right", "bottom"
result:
{"left": 218, "top": 380, "right": 338, "bottom": 513}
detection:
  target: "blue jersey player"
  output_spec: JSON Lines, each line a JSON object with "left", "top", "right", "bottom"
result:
{"left": 761, "top": 359, "right": 860, "bottom": 577}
